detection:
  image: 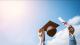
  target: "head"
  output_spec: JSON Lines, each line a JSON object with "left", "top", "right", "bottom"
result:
{"left": 39, "top": 21, "right": 59, "bottom": 37}
{"left": 68, "top": 25, "right": 75, "bottom": 34}
{"left": 47, "top": 26, "right": 57, "bottom": 37}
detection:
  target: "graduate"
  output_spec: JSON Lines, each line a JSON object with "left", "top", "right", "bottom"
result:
{"left": 68, "top": 25, "right": 76, "bottom": 45}
{"left": 58, "top": 17, "right": 76, "bottom": 45}
{"left": 38, "top": 21, "right": 59, "bottom": 45}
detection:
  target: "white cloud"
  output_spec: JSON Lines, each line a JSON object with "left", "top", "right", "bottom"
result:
{"left": 47, "top": 16, "right": 80, "bottom": 45}
{"left": 47, "top": 28, "right": 69, "bottom": 45}
{"left": 68, "top": 16, "right": 80, "bottom": 25}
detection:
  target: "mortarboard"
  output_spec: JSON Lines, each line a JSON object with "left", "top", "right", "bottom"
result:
{"left": 40, "top": 20, "right": 59, "bottom": 37}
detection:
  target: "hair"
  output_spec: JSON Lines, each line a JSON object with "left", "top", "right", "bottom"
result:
{"left": 68, "top": 25, "right": 75, "bottom": 34}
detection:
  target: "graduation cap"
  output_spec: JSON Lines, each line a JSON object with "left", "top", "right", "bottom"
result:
{"left": 40, "top": 21, "right": 59, "bottom": 37}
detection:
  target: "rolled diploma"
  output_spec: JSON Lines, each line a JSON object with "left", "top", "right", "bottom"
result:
{"left": 58, "top": 17, "right": 70, "bottom": 27}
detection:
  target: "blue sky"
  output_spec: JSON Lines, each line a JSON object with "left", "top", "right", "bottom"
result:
{"left": 0, "top": 0, "right": 80, "bottom": 45}
{"left": 34, "top": 1, "right": 80, "bottom": 45}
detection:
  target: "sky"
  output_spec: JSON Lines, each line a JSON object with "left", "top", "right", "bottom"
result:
{"left": 47, "top": 16, "right": 80, "bottom": 45}
{"left": 0, "top": 0, "right": 80, "bottom": 45}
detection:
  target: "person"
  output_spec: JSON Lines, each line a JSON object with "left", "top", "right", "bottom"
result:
{"left": 68, "top": 25, "right": 76, "bottom": 45}
{"left": 38, "top": 21, "right": 59, "bottom": 45}
{"left": 38, "top": 29, "right": 45, "bottom": 45}
{"left": 58, "top": 17, "right": 77, "bottom": 45}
